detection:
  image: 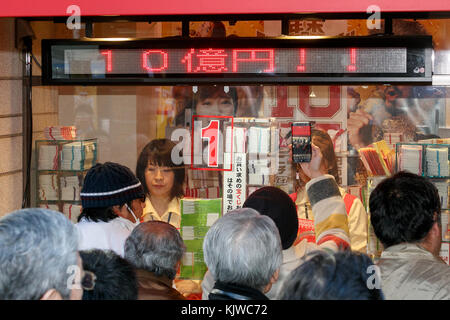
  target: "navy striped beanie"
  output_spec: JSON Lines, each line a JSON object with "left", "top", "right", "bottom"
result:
{"left": 81, "top": 162, "right": 145, "bottom": 208}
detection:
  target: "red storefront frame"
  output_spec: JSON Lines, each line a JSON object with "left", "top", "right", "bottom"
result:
{"left": 1, "top": 0, "right": 450, "bottom": 18}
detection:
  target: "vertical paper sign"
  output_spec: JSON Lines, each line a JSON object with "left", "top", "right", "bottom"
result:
{"left": 222, "top": 152, "right": 247, "bottom": 214}
{"left": 234, "top": 153, "right": 247, "bottom": 210}
{"left": 179, "top": 198, "right": 222, "bottom": 279}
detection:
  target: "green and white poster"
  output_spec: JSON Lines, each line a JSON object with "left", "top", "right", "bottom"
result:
{"left": 179, "top": 198, "right": 222, "bottom": 279}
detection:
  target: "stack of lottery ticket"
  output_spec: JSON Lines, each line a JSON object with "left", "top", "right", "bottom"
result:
{"left": 38, "top": 174, "right": 58, "bottom": 201}
{"left": 61, "top": 141, "right": 96, "bottom": 170}
{"left": 426, "top": 146, "right": 449, "bottom": 177}
{"left": 384, "top": 132, "right": 403, "bottom": 151}
{"left": 60, "top": 176, "right": 81, "bottom": 201}
{"left": 418, "top": 138, "right": 450, "bottom": 144}
{"left": 432, "top": 180, "right": 449, "bottom": 209}
{"left": 225, "top": 126, "right": 247, "bottom": 154}
{"left": 63, "top": 203, "right": 82, "bottom": 224}
{"left": 39, "top": 203, "right": 59, "bottom": 211}
{"left": 248, "top": 127, "right": 271, "bottom": 154}
{"left": 38, "top": 145, "right": 59, "bottom": 170}
{"left": 398, "top": 145, "right": 422, "bottom": 175}
{"left": 44, "top": 126, "right": 77, "bottom": 140}
{"left": 185, "top": 187, "right": 220, "bottom": 199}
{"left": 186, "top": 169, "right": 220, "bottom": 188}
{"left": 248, "top": 159, "right": 270, "bottom": 185}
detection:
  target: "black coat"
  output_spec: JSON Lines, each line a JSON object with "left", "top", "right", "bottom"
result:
{"left": 208, "top": 281, "right": 269, "bottom": 300}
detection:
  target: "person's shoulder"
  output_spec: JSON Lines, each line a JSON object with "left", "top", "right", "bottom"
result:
{"left": 107, "top": 218, "right": 133, "bottom": 233}
{"left": 380, "top": 252, "right": 450, "bottom": 279}
{"left": 342, "top": 191, "right": 366, "bottom": 214}
{"left": 340, "top": 188, "right": 358, "bottom": 202}
{"left": 76, "top": 218, "right": 107, "bottom": 230}
{"left": 168, "top": 197, "right": 182, "bottom": 214}
{"left": 429, "top": 258, "right": 450, "bottom": 275}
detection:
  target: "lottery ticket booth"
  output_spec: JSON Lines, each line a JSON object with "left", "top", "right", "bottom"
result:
{"left": 1, "top": 1, "right": 450, "bottom": 289}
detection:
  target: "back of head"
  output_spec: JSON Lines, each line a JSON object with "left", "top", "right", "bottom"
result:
{"left": 0, "top": 208, "right": 78, "bottom": 300}
{"left": 79, "top": 161, "right": 145, "bottom": 222}
{"left": 124, "top": 221, "right": 186, "bottom": 280}
{"left": 79, "top": 249, "right": 138, "bottom": 300}
{"left": 280, "top": 250, "right": 384, "bottom": 300}
{"left": 203, "top": 208, "right": 283, "bottom": 291}
{"left": 136, "top": 139, "right": 185, "bottom": 199}
{"left": 369, "top": 171, "right": 441, "bottom": 248}
{"left": 243, "top": 186, "right": 298, "bottom": 250}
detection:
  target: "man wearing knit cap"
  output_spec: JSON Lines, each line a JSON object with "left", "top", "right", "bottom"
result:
{"left": 202, "top": 144, "right": 351, "bottom": 299}
{"left": 76, "top": 162, "right": 146, "bottom": 257}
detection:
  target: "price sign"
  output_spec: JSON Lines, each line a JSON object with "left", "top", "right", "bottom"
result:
{"left": 42, "top": 36, "right": 432, "bottom": 84}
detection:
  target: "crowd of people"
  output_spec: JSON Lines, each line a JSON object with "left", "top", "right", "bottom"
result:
{"left": 0, "top": 134, "right": 449, "bottom": 300}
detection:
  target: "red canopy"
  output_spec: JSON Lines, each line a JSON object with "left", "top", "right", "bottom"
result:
{"left": 2, "top": 0, "right": 450, "bottom": 18}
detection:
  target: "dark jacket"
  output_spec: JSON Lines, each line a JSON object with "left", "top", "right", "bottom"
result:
{"left": 135, "top": 269, "right": 186, "bottom": 300}
{"left": 208, "top": 281, "right": 269, "bottom": 300}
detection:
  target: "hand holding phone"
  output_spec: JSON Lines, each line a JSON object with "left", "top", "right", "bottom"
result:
{"left": 300, "top": 144, "right": 324, "bottom": 179}
{"left": 291, "top": 122, "right": 312, "bottom": 163}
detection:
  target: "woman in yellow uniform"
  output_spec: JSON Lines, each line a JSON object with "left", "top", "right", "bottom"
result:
{"left": 137, "top": 138, "right": 203, "bottom": 298}
{"left": 136, "top": 139, "right": 185, "bottom": 229}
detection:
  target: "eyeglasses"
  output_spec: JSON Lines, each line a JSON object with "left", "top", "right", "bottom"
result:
{"left": 81, "top": 270, "right": 97, "bottom": 291}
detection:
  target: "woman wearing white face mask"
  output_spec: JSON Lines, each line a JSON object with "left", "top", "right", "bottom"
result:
{"left": 76, "top": 162, "right": 146, "bottom": 257}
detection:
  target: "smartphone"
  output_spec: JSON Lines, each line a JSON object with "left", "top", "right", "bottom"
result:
{"left": 291, "top": 122, "right": 312, "bottom": 163}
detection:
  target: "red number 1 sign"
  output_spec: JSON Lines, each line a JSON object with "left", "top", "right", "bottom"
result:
{"left": 191, "top": 115, "right": 234, "bottom": 171}
{"left": 201, "top": 120, "right": 219, "bottom": 167}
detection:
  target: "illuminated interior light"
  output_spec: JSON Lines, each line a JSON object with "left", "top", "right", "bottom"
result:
{"left": 98, "top": 37, "right": 132, "bottom": 41}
